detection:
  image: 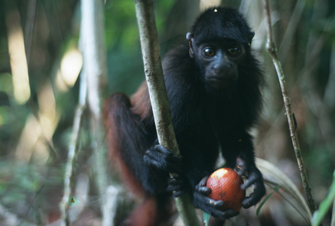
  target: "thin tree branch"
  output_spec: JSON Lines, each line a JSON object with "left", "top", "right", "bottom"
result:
{"left": 81, "top": 0, "right": 110, "bottom": 225}
{"left": 262, "top": 0, "right": 317, "bottom": 214}
{"left": 134, "top": 0, "right": 178, "bottom": 153}
{"left": 59, "top": 91, "right": 86, "bottom": 226}
{"left": 331, "top": 198, "right": 335, "bottom": 226}
{"left": 59, "top": 7, "right": 89, "bottom": 224}
{"left": 134, "top": 0, "right": 200, "bottom": 225}
{"left": 24, "top": 0, "right": 36, "bottom": 64}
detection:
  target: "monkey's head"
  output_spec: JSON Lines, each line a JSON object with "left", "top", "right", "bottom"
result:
{"left": 186, "top": 7, "right": 255, "bottom": 89}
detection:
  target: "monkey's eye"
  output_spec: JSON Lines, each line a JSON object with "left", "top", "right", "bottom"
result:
{"left": 203, "top": 48, "right": 215, "bottom": 57}
{"left": 227, "top": 46, "right": 241, "bottom": 56}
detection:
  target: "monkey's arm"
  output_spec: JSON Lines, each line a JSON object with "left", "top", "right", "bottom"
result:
{"left": 221, "top": 130, "right": 266, "bottom": 208}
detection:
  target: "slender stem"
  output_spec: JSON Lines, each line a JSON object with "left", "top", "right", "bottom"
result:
{"left": 262, "top": 0, "right": 317, "bottom": 214}
{"left": 81, "top": 0, "right": 110, "bottom": 224}
{"left": 24, "top": 0, "right": 36, "bottom": 64}
{"left": 331, "top": 198, "right": 335, "bottom": 226}
{"left": 134, "top": 0, "right": 179, "bottom": 154}
{"left": 59, "top": 104, "right": 86, "bottom": 226}
{"left": 59, "top": 66, "right": 87, "bottom": 226}
{"left": 134, "top": 0, "right": 200, "bottom": 225}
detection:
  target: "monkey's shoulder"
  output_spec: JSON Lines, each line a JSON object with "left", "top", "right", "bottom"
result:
{"left": 162, "top": 45, "right": 195, "bottom": 77}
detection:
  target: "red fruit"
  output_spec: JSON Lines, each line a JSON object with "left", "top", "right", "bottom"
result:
{"left": 206, "top": 168, "right": 245, "bottom": 212}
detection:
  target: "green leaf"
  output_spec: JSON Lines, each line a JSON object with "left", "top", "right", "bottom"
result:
{"left": 256, "top": 185, "right": 279, "bottom": 215}
{"left": 256, "top": 158, "right": 312, "bottom": 223}
{"left": 312, "top": 171, "right": 335, "bottom": 226}
{"left": 203, "top": 211, "right": 210, "bottom": 226}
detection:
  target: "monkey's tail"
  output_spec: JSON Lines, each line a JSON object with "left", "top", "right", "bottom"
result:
{"left": 104, "top": 93, "right": 175, "bottom": 226}
{"left": 124, "top": 196, "right": 157, "bottom": 226}
{"left": 125, "top": 195, "right": 175, "bottom": 226}
{"left": 104, "top": 92, "right": 146, "bottom": 197}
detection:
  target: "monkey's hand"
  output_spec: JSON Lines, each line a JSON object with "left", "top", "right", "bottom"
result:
{"left": 144, "top": 145, "right": 188, "bottom": 195}
{"left": 166, "top": 174, "right": 189, "bottom": 197}
{"left": 193, "top": 177, "right": 239, "bottom": 220}
{"left": 235, "top": 157, "right": 266, "bottom": 208}
{"left": 144, "top": 144, "right": 183, "bottom": 175}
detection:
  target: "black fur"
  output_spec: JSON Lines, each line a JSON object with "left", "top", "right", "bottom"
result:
{"left": 106, "top": 7, "right": 266, "bottom": 225}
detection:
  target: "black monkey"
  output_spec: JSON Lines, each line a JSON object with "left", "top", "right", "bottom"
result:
{"left": 105, "top": 7, "right": 266, "bottom": 226}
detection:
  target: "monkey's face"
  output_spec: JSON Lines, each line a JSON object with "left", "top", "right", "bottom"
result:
{"left": 195, "top": 40, "right": 246, "bottom": 89}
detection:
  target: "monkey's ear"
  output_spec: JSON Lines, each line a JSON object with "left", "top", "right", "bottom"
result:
{"left": 186, "top": 32, "right": 193, "bottom": 40}
{"left": 186, "top": 32, "right": 194, "bottom": 58}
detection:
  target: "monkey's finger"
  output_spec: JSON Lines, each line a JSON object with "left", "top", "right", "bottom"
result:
{"left": 242, "top": 193, "right": 258, "bottom": 208}
{"left": 144, "top": 150, "right": 161, "bottom": 162}
{"left": 212, "top": 199, "right": 224, "bottom": 208}
{"left": 166, "top": 181, "right": 180, "bottom": 190}
{"left": 235, "top": 157, "right": 246, "bottom": 176}
{"left": 153, "top": 144, "right": 167, "bottom": 151}
{"left": 193, "top": 192, "right": 236, "bottom": 220}
{"left": 240, "top": 168, "right": 263, "bottom": 189}
{"left": 236, "top": 166, "right": 247, "bottom": 176}
{"left": 144, "top": 150, "right": 179, "bottom": 172}
{"left": 151, "top": 145, "right": 184, "bottom": 173}
{"left": 166, "top": 179, "right": 184, "bottom": 191}
{"left": 166, "top": 184, "right": 183, "bottom": 194}
{"left": 143, "top": 155, "right": 162, "bottom": 168}
{"left": 199, "top": 176, "right": 209, "bottom": 186}
{"left": 196, "top": 186, "right": 211, "bottom": 195}
{"left": 242, "top": 182, "right": 266, "bottom": 208}
{"left": 168, "top": 177, "right": 178, "bottom": 185}
{"left": 202, "top": 195, "right": 224, "bottom": 207}
{"left": 172, "top": 190, "right": 185, "bottom": 197}
{"left": 241, "top": 176, "right": 257, "bottom": 190}
{"left": 211, "top": 209, "right": 238, "bottom": 219}
{"left": 164, "top": 151, "right": 183, "bottom": 167}
{"left": 168, "top": 176, "right": 186, "bottom": 185}
{"left": 147, "top": 146, "right": 171, "bottom": 162}
{"left": 154, "top": 144, "right": 174, "bottom": 155}
{"left": 166, "top": 185, "right": 183, "bottom": 193}
{"left": 143, "top": 152, "right": 156, "bottom": 163}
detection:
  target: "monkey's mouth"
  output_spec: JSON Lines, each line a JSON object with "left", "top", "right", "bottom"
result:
{"left": 206, "top": 77, "right": 234, "bottom": 89}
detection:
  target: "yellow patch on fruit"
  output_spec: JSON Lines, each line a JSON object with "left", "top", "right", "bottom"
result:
{"left": 210, "top": 168, "right": 228, "bottom": 179}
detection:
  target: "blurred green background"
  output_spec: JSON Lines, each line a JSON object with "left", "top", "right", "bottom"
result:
{"left": 0, "top": 0, "right": 334, "bottom": 225}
